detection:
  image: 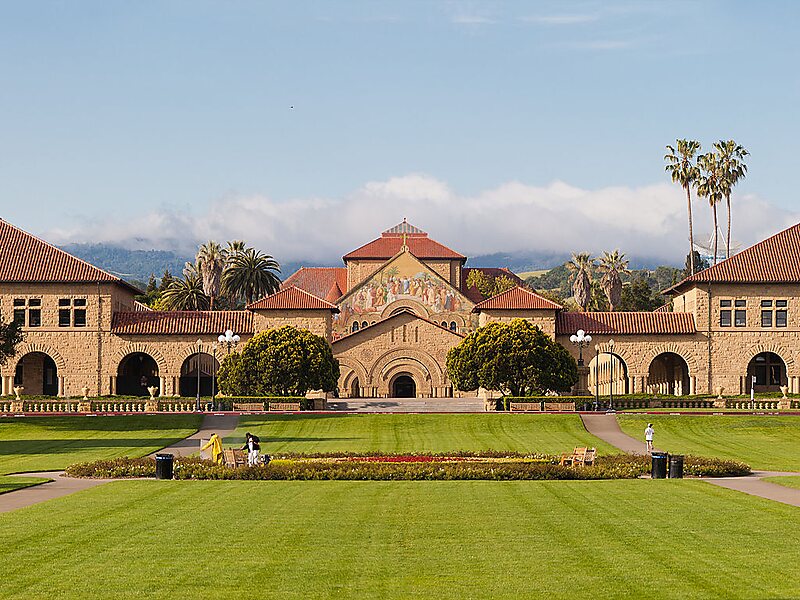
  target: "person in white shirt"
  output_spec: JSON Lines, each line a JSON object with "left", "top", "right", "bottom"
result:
{"left": 644, "top": 423, "right": 655, "bottom": 454}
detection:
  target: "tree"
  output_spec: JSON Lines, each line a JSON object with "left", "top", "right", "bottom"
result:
{"left": 217, "top": 326, "right": 339, "bottom": 396}
{"left": 466, "top": 270, "right": 496, "bottom": 299}
{"left": 0, "top": 320, "right": 23, "bottom": 367}
{"left": 665, "top": 139, "right": 702, "bottom": 275}
{"left": 145, "top": 274, "right": 157, "bottom": 294}
{"left": 492, "top": 275, "right": 517, "bottom": 296}
{"left": 446, "top": 319, "right": 578, "bottom": 397}
{"left": 226, "top": 240, "right": 247, "bottom": 256}
{"left": 618, "top": 276, "right": 662, "bottom": 311}
{"left": 196, "top": 241, "right": 227, "bottom": 310}
{"left": 697, "top": 152, "right": 724, "bottom": 264}
{"left": 683, "top": 251, "right": 709, "bottom": 278}
{"left": 222, "top": 247, "right": 282, "bottom": 305}
{"left": 158, "top": 268, "right": 174, "bottom": 293}
{"left": 596, "top": 250, "right": 630, "bottom": 312}
{"left": 566, "top": 252, "right": 595, "bottom": 311}
{"left": 714, "top": 140, "right": 749, "bottom": 259}
{"left": 161, "top": 272, "right": 210, "bottom": 310}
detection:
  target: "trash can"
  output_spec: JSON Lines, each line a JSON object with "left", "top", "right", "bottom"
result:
{"left": 668, "top": 454, "right": 684, "bottom": 479}
{"left": 155, "top": 453, "right": 174, "bottom": 480}
{"left": 651, "top": 452, "right": 668, "bottom": 479}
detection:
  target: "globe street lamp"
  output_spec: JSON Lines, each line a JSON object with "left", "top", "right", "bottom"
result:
{"left": 218, "top": 329, "right": 241, "bottom": 355}
{"left": 569, "top": 329, "right": 592, "bottom": 367}
{"left": 593, "top": 345, "right": 600, "bottom": 411}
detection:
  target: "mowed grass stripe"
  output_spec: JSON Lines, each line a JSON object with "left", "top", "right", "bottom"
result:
{"left": 0, "top": 480, "right": 798, "bottom": 599}
{"left": 230, "top": 413, "right": 615, "bottom": 454}
{"left": 0, "top": 415, "right": 202, "bottom": 475}
{"left": 0, "top": 476, "right": 49, "bottom": 494}
{"left": 617, "top": 415, "right": 800, "bottom": 471}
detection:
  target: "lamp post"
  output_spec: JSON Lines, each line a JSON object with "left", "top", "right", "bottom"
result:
{"left": 593, "top": 345, "right": 600, "bottom": 411}
{"left": 608, "top": 338, "right": 615, "bottom": 412}
{"left": 195, "top": 338, "right": 203, "bottom": 412}
{"left": 211, "top": 342, "right": 218, "bottom": 411}
{"left": 218, "top": 329, "right": 241, "bottom": 355}
{"left": 569, "top": 329, "right": 592, "bottom": 367}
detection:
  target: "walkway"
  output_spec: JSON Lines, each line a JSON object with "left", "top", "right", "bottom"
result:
{"left": 0, "top": 471, "right": 113, "bottom": 514}
{"left": 580, "top": 412, "right": 800, "bottom": 508}
{"left": 150, "top": 412, "right": 240, "bottom": 457}
{"left": 328, "top": 397, "right": 485, "bottom": 412}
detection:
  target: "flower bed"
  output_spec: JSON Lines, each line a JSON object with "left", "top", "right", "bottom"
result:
{"left": 64, "top": 452, "right": 750, "bottom": 481}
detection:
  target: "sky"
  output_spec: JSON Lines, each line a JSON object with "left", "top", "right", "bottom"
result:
{"left": 2, "top": 0, "right": 800, "bottom": 266}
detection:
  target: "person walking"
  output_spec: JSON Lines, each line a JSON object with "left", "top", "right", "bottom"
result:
{"left": 201, "top": 432, "right": 223, "bottom": 464}
{"left": 645, "top": 423, "right": 655, "bottom": 454}
{"left": 240, "top": 432, "right": 261, "bottom": 466}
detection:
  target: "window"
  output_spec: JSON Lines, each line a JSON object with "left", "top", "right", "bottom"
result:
{"left": 28, "top": 309, "right": 41, "bottom": 327}
{"left": 58, "top": 298, "right": 71, "bottom": 307}
{"left": 449, "top": 321, "right": 457, "bottom": 332}
{"left": 776, "top": 310, "right": 788, "bottom": 327}
{"left": 13, "top": 298, "right": 43, "bottom": 327}
{"left": 761, "top": 310, "right": 772, "bottom": 327}
{"left": 13, "top": 298, "right": 25, "bottom": 307}
{"left": 13, "top": 309, "right": 25, "bottom": 326}
{"left": 58, "top": 298, "right": 88, "bottom": 327}
{"left": 361, "top": 321, "right": 368, "bottom": 329}
{"left": 720, "top": 300, "right": 732, "bottom": 307}
{"left": 720, "top": 310, "right": 731, "bottom": 327}
{"left": 351, "top": 322, "right": 360, "bottom": 333}
{"left": 735, "top": 310, "right": 747, "bottom": 327}
{"left": 776, "top": 300, "right": 788, "bottom": 308}
{"left": 441, "top": 321, "right": 447, "bottom": 327}
{"left": 74, "top": 298, "right": 87, "bottom": 307}
{"left": 74, "top": 309, "right": 87, "bottom": 327}
{"left": 735, "top": 299, "right": 746, "bottom": 308}
{"left": 761, "top": 300, "right": 773, "bottom": 308}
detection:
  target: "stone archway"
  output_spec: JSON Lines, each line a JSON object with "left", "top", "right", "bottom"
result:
{"left": 747, "top": 352, "right": 788, "bottom": 392}
{"left": 117, "top": 353, "right": 160, "bottom": 396}
{"left": 14, "top": 352, "right": 59, "bottom": 396}
{"left": 179, "top": 352, "right": 220, "bottom": 397}
{"left": 381, "top": 299, "right": 430, "bottom": 320}
{"left": 391, "top": 374, "right": 416, "bottom": 398}
{"left": 647, "top": 352, "right": 691, "bottom": 396}
{"left": 588, "top": 352, "right": 629, "bottom": 396}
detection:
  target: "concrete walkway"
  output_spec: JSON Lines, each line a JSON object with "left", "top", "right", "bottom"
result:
{"left": 0, "top": 471, "right": 114, "bottom": 514}
{"left": 327, "top": 397, "right": 485, "bottom": 412}
{"left": 580, "top": 412, "right": 800, "bottom": 508}
{"left": 151, "top": 412, "right": 240, "bottom": 457}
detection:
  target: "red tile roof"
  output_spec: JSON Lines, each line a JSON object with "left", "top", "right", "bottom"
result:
{"left": 555, "top": 312, "right": 696, "bottom": 336}
{"left": 281, "top": 267, "right": 348, "bottom": 299}
{"left": 666, "top": 222, "right": 800, "bottom": 293}
{"left": 344, "top": 223, "right": 465, "bottom": 260}
{"left": 248, "top": 286, "right": 339, "bottom": 311}
{"left": 111, "top": 310, "right": 254, "bottom": 335}
{"left": 472, "top": 286, "right": 562, "bottom": 311}
{"left": 324, "top": 280, "right": 344, "bottom": 303}
{"left": 462, "top": 268, "right": 523, "bottom": 303}
{"left": 0, "top": 219, "right": 141, "bottom": 293}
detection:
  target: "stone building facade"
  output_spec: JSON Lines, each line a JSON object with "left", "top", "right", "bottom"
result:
{"left": 2, "top": 217, "right": 800, "bottom": 399}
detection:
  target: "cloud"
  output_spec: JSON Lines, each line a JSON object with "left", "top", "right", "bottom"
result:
{"left": 450, "top": 14, "right": 496, "bottom": 25}
{"left": 520, "top": 14, "right": 599, "bottom": 25}
{"left": 45, "top": 174, "right": 800, "bottom": 268}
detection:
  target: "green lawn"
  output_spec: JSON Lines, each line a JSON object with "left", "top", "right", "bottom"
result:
{"left": 762, "top": 476, "right": 800, "bottom": 489}
{"left": 0, "top": 415, "right": 202, "bottom": 475}
{"left": 0, "top": 475, "right": 49, "bottom": 494}
{"left": 0, "top": 479, "right": 797, "bottom": 599}
{"left": 230, "top": 413, "right": 615, "bottom": 455}
{"left": 617, "top": 415, "right": 800, "bottom": 471}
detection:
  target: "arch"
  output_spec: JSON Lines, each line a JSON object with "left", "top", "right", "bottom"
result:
{"left": 12, "top": 343, "right": 66, "bottom": 371}
{"left": 114, "top": 343, "right": 168, "bottom": 373}
{"left": 381, "top": 299, "right": 430, "bottom": 320}
{"left": 391, "top": 374, "right": 416, "bottom": 398}
{"left": 747, "top": 343, "right": 796, "bottom": 369}
{"left": 368, "top": 348, "right": 445, "bottom": 387}
{"left": 642, "top": 343, "right": 699, "bottom": 375}
{"left": 337, "top": 358, "right": 369, "bottom": 398}
{"left": 14, "top": 352, "right": 59, "bottom": 396}
{"left": 747, "top": 352, "right": 788, "bottom": 392}
{"left": 647, "top": 352, "right": 690, "bottom": 396}
{"left": 117, "top": 352, "right": 160, "bottom": 396}
{"left": 179, "top": 352, "right": 220, "bottom": 397}
{"left": 588, "top": 351, "right": 629, "bottom": 396}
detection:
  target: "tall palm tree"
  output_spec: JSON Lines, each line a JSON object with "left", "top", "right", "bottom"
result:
{"left": 665, "top": 139, "right": 702, "bottom": 275}
{"left": 196, "top": 241, "right": 227, "bottom": 310}
{"left": 223, "top": 248, "right": 282, "bottom": 305}
{"left": 226, "top": 240, "right": 247, "bottom": 257}
{"left": 596, "top": 250, "right": 630, "bottom": 312}
{"left": 714, "top": 140, "right": 749, "bottom": 259}
{"left": 566, "top": 252, "right": 595, "bottom": 311}
{"left": 161, "top": 274, "right": 210, "bottom": 310}
{"left": 697, "top": 153, "right": 725, "bottom": 265}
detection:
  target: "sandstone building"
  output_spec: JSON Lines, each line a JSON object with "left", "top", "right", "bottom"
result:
{"left": 1, "top": 218, "right": 799, "bottom": 399}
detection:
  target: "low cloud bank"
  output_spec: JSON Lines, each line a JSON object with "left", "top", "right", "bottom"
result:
{"left": 46, "top": 174, "right": 799, "bottom": 267}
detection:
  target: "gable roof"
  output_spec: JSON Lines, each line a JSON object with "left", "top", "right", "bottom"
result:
{"left": 332, "top": 308, "right": 464, "bottom": 344}
{"left": 344, "top": 221, "right": 465, "bottom": 260}
{"left": 111, "top": 310, "right": 254, "bottom": 335}
{"left": 281, "top": 267, "right": 348, "bottom": 300}
{"left": 555, "top": 312, "right": 696, "bottom": 336}
{"left": 248, "top": 286, "right": 339, "bottom": 311}
{"left": 472, "top": 286, "right": 562, "bottom": 311}
{"left": 0, "top": 219, "right": 142, "bottom": 293}
{"left": 666, "top": 222, "right": 800, "bottom": 294}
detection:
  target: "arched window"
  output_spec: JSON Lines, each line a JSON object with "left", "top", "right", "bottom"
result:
{"left": 371, "top": 321, "right": 376, "bottom": 325}
{"left": 361, "top": 321, "right": 369, "bottom": 329}
{"left": 441, "top": 321, "right": 447, "bottom": 327}
{"left": 449, "top": 321, "right": 457, "bottom": 332}
{"left": 351, "top": 322, "right": 360, "bottom": 333}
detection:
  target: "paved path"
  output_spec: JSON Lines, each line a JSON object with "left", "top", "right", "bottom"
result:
{"left": 151, "top": 413, "right": 240, "bottom": 457}
{"left": 328, "top": 397, "right": 486, "bottom": 412}
{"left": 581, "top": 412, "right": 800, "bottom": 507}
{"left": 0, "top": 471, "right": 114, "bottom": 514}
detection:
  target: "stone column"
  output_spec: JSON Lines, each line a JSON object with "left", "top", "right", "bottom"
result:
{"left": 159, "top": 377, "right": 166, "bottom": 397}
{"left": 57, "top": 376, "right": 65, "bottom": 398}
{"left": 689, "top": 376, "right": 696, "bottom": 396}
{"left": 109, "top": 376, "right": 117, "bottom": 395}
{"left": 1, "top": 376, "right": 8, "bottom": 396}
{"left": 573, "top": 366, "right": 590, "bottom": 396}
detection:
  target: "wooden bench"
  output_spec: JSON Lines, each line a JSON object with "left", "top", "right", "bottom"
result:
{"left": 544, "top": 401, "right": 576, "bottom": 412}
{"left": 222, "top": 449, "right": 247, "bottom": 468}
{"left": 509, "top": 402, "right": 543, "bottom": 412}
{"left": 560, "top": 447, "right": 596, "bottom": 467}
{"left": 269, "top": 402, "right": 302, "bottom": 411}
{"left": 233, "top": 402, "right": 266, "bottom": 412}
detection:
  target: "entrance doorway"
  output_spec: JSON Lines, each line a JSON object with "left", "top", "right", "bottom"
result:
{"left": 747, "top": 352, "right": 787, "bottom": 392}
{"left": 117, "top": 353, "right": 159, "bottom": 396}
{"left": 14, "top": 352, "right": 58, "bottom": 396}
{"left": 392, "top": 375, "right": 416, "bottom": 398}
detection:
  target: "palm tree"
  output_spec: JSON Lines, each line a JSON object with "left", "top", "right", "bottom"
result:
{"left": 161, "top": 274, "right": 210, "bottom": 310}
{"left": 714, "top": 140, "right": 749, "bottom": 258}
{"left": 196, "top": 241, "right": 227, "bottom": 310}
{"left": 697, "top": 153, "right": 725, "bottom": 264}
{"left": 665, "top": 139, "right": 702, "bottom": 275}
{"left": 226, "top": 240, "right": 247, "bottom": 257}
{"left": 223, "top": 248, "right": 282, "bottom": 305}
{"left": 596, "top": 250, "right": 630, "bottom": 312}
{"left": 566, "top": 252, "right": 596, "bottom": 311}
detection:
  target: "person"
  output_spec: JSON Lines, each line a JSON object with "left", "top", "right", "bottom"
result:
{"left": 239, "top": 432, "right": 261, "bottom": 466}
{"left": 201, "top": 432, "right": 223, "bottom": 464}
{"left": 644, "top": 423, "right": 655, "bottom": 454}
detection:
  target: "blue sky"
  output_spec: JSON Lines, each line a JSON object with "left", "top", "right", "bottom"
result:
{"left": 1, "top": 1, "right": 799, "bottom": 264}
